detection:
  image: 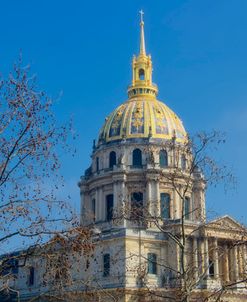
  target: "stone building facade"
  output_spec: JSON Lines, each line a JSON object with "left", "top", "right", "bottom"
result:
{"left": 77, "top": 13, "right": 247, "bottom": 302}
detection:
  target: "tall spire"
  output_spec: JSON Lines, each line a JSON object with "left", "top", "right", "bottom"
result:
{"left": 127, "top": 11, "right": 158, "bottom": 99}
{"left": 139, "top": 10, "right": 146, "bottom": 55}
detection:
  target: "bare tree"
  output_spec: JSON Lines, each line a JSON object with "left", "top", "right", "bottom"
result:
{"left": 0, "top": 56, "right": 78, "bottom": 299}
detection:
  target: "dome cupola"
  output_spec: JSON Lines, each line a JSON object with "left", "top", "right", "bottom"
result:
{"left": 98, "top": 11, "right": 187, "bottom": 146}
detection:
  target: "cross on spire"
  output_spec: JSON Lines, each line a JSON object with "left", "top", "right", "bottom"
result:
{"left": 139, "top": 10, "right": 144, "bottom": 24}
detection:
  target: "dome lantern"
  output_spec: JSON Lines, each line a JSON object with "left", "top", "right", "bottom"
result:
{"left": 127, "top": 11, "right": 158, "bottom": 99}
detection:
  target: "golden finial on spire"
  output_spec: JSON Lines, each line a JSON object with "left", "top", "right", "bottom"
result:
{"left": 139, "top": 10, "right": 146, "bottom": 55}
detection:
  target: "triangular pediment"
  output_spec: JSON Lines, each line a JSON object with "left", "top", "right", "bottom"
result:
{"left": 208, "top": 215, "right": 246, "bottom": 231}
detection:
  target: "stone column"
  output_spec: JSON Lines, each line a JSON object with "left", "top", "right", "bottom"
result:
{"left": 183, "top": 239, "right": 187, "bottom": 272}
{"left": 213, "top": 238, "right": 219, "bottom": 279}
{"left": 176, "top": 243, "right": 181, "bottom": 274}
{"left": 146, "top": 181, "right": 152, "bottom": 215}
{"left": 233, "top": 245, "right": 239, "bottom": 281}
{"left": 193, "top": 237, "right": 198, "bottom": 280}
{"left": 224, "top": 245, "right": 230, "bottom": 282}
{"left": 95, "top": 188, "right": 99, "bottom": 221}
{"left": 200, "top": 190, "right": 206, "bottom": 223}
{"left": 98, "top": 187, "right": 104, "bottom": 221}
{"left": 173, "top": 191, "right": 178, "bottom": 219}
{"left": 80, "top": 190, "right": 84, "bottom": 225}
{"left": 120, "top": 181, "right": 125, "bottom": 203}
{"left": 155, "top": 181, "right": 160, "bottom": 217}
{"left": 204, "top": 237, "right": 209, "bottom": 277}
{"left": 160, "top": 243, "right": 166, "bottom": 277}
{"left": 238, "top": 245, "right": 243, "bottom": 279}
{"left": 190, "top": 195, "right": 194, "bottom": 221}
{"left": 120, "top": 181, "right": 126, "bottom": 227}
{"left": 113, "top": 181, "right": 118, "bottom": 211}
{"left": 170, "top": 192, "right": 174, "bottom": 220}
{"left": 82, "top": 191, "right": 90, "bottom": 225}
{"left": 243, "top": 244, "right": 247, "bottom": 276}
{"left": 199, "top": 238, "right": 205, "bottom": 276}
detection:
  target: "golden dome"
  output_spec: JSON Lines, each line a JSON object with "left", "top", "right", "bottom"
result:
{"left": 98, "top": 98, "right": 186, "bottom": 144}
{"left": 98, "top": 12, "right": 187, "bottom": 146}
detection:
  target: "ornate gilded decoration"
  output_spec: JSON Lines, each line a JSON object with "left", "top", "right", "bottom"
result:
{"left": 109, "top": 105, "right": 125, "bottom": 137}
{"left": 99, "top": 99, "right": 186, "bottom": 144}
{"left": 153, "top": 103, "right": 169, "bottom": 135}
{"left": 131, "top": 102, "right": 144, "bottom": 134}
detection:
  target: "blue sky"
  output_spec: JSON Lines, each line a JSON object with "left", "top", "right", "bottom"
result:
{"left": 1, "top": 0, "right": 247, "bottom": 223}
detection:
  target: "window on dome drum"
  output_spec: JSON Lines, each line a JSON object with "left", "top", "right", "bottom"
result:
{"left": 132, "top": 148, "right": 142, "bottom": 167}
{"left": 209, "top": 259, "right": 214, "bottom": 277}
{"left": 160, "top": 193, "right": 171, "bottom": 219}
{"left": 96, "top": 157, "right": 99, "bottom": 172}
{"left": 103, "top": 254, "right": 110, "bottom": 277}
{"left": 159, "top": 150, "right": 168, "bottom": 167}
{"left": 28, "top": 267, "right": 35, "bottom": 286}
{"left": 131, "top": 192, "right": 143, "bottom": 221}
{"left": 181, "top": 154, "right": 186, "bottom": 170}
{"left": 109, "top": 151, "right": 116, "bottom": 169}
{"left": 184, "top": 197, "right": 190, "bottom": 220}
{"left": 92, "top": 198, "right": 96, "bottom": 221}
{"left": 147, "top": 253, "right": 157, "bottom": 275}
{"left": 139, "top": 68, "right": 145, "bottom": 80}
{"left": 106, "top": 194, "right": 114, "bottom": 221}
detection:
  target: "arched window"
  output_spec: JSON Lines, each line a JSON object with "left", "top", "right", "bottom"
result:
{"left": 132, "top": 148, "right": 142, "bottom": 167}
{"left": 160, "top": 193, "right": 170, "bottom": 219}
{"left": 181, "top": 154, "right": 186, "bottom": 170}
{"left": 160, "top": 150, "right": 168, "bottom": 167}
{"left": 109, "top": 151, "right": 116, "bottom": 169}
{"left": 184, "top": 197, "right": 190, "bottom": 220}
{"left": 139, "top": 68, "right": 145, "bottom": 80}
{"left": 96, "top": 157, "right": 99, "bottom": 172}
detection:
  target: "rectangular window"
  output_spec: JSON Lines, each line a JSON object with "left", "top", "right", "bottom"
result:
{"left": 147, "top": 253, "right": 157, "bottom": 275}
{"left": 130, "top": 192, "right": 143, "bottom": 221}
{"left": 209, "top": 259, "right": 214, "bottom": 277}
{"left": 96, "top": 157, "right": 99, "bottom": 172}
{"left": 103, "top": 254, "right": 110, "bottom": 277}
{"left": 184, "top": 197, "right": 190, "bottom": 220}
{"left": 160, "top": 193, "right": 170, "bottom": 219}
{"left": 106, "top": 194, "right": 114, "bottom": 221}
